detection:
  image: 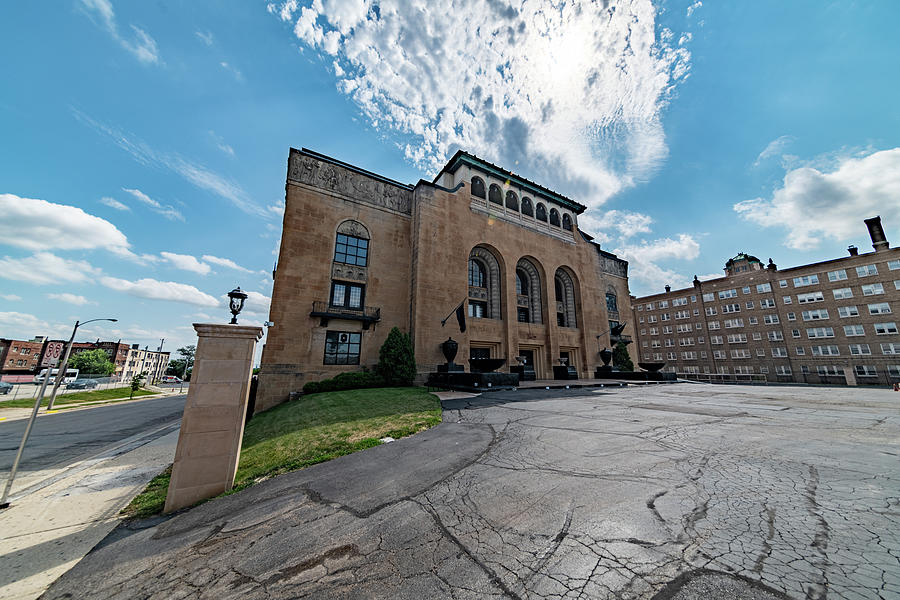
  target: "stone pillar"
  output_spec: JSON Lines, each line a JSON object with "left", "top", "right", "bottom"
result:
{"left": 843, "top": 366, "right": 857, "bottom": 387}
{"left": 164, "top": 324, "right": 263, "bottom": 513}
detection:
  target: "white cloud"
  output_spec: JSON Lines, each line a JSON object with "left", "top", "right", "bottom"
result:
{"left": 581, "top": 210, "right": 654, "bottom": 241}
{"left": 208, "top": 130, "right": 235, "bottom": 157}
{"left": 274, "top": 0, "right": 692, "bottom": 209}
{"left": 734, "top": 148, "right": 900, "bottom": 249}
{"left": 100, "top": 276, "right": 220, "bottom": 307}
{"left": 0, "top": 311, "right": 53, "bottom": 338}
{"left": 0, "top": 193, "right": 133, "bottom": 257}
{"left": 0, "top": 252, "right": 101, "bottom": 285}
{"left": 753, "top": 135, "right": 794, "bottom": 167}
{"left": 687, "top": 1, "right": 702, "bottom": 17}
{"left": 219, "top": 61, "right": 244, "bottom": 82}
{"left": 201, "top": 255, "right": 253, "bottom": 273}
{"left": 47, "top": 293, "right": 95, "bottom": 306}
{"left": 241, "top": 290, "right": 272, "bottom": 316}
{"left": 122, "top": 188, "right": 184, "bottom": 222}
{"left": 79, "top": 0, "right": 160, "bottom": 65}
{"left": 195, "top": 30, "right": 214, "bottom": 46}
{"left": 160, "top": 252, "right": 211, "bottom": 275}
{"left": 611, "top": 234, "right": 701, "bottom": 293}
{"left": 100, "top": 196, "right": 130, "bottom": 211}
{"left": 1, "top": 294, "right": 23, "bottom": 301}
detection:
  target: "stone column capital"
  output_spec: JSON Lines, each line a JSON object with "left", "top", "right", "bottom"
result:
{"left": 193, "top": 323, "right": 264, "bottom": 340}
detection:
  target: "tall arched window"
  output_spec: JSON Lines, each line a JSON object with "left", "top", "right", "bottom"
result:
{"left": 536, "top": 203, "right": 547, "bottom": 222}
{"left": 470, "top": 176, "right": 486, "bottom": 199}
{"left": 488, "top": 184, "right": 502, "bottom": 205}
{"left": 505, "top": 190, "right": 519, "bottom": 211}
{"left": 606, "top": 288, "right": 618, "bottom": 313}
{"left": 516, "top": 257, "right": 543, "bottom": 324}
{"left": 562, "top": 214, "right": 573, "bottom": 231}
{"left": 468, "top": 246, "right": 502, "bottom": 319}
{"left": 554, "top": 268, "right": 577, "bottom": 328}
{"left": 521, "top": 197, "right": 533, "bottom": 217}
{"left": 549, "top": 208, "right": 561, "bottom": 227}
{"left": 468, "top": 259, "right": 486, "bottom": 288}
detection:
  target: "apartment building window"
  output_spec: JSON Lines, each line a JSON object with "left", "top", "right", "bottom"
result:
{"left": 895, "top": 280, "right": 900, "bottom": 291}
{"left": 648, "top": 315, "right": 658, "bottom": 323}
{"left": 651, "top": 340, "right": 661, "bottom": 348}
{"left": 844, "top": 324, "right": 865, "bottom": 336}
{"left": 798, "top": 291, "right": 824, "bottom": 303}
{"left": 642, "top": 341, "right": 648, "bottom": 348}
{"left": 768, "top": 331, "right": 784, "bottom": 341}
{"left": 861, "top": 283, "right": 884, "bottom": 296}
{"left": 833, "top": 288, "right": 853, "bottom": 300}
{"left": 890, "top": 260, "right": 900, "bottom": 270}
{"left": 643, "top": 353, "right": 651, "bottom": 360}
{"left": 681, "top": 351, "right": 697, "bottom": 360}
{"left": 849, "top": 344, "right": 872, "bottom": 355}
{"left": 667, "top": 352, "right": 676, "bottom": 360}
{"left": 711, "top": 336, "right": 723, "bottom": 345}
{"left": 760, "top": 366, "right": 769, "bottom": 374}
{"left": 735, "top": 366, "right": 754, "bottom": 374}
{"left": 672, "top": 297, "right": 688, "bottom": 306}
{"left": 779, "top": 280, "right": 788, "bottom": 288}
{"left": 713, "top": 350, "right": 726, "bottom": 359}
{"left": 649, "top": 327, "right": 658, "bottom": 335}
{"left": 742, "top": 286, "right": 751, "bottom": 294}
{"left": 854, "top": 365, "right": 877, "bottom": 377}
{"left": 869, "top": 303, "right": 892, "bottom": 315}
{"left": 881, "top": 343, "right": 900, "bottom": 355}
{"left": 727, "top": 334, "right": 748, "bottom": 343}
{"left": 748, "top": 317, "right": 759, "bottom": 325}
{"left": 827, "top": 269, "right": 848, "bottom": 281}
{"left": 782, "top": 296, "right": 792, "bottom": 305}
{"left": 731, "top": 349, "right": 751, "bottom": 358}
{"left": 724, "top": 318, "right": 744, "bottom": 328}
{"left": 708, "top": 321, "right": 720, "bottom": 330}
{"left": 645, "top": 303, "right": 654, "bottom": 310}
{"left": 695, "top": 322, "right": 703, "bottom": 330}
{"left": 698, "top": 337, "right": 706, "bottom": 344}
{"left": 764, "top": 314, "right": 780, "bottom": 324}
{"left": 702, "top": 293, "right": 714, "bottom": 302}
{"left": 722, "top": 303, "right": 741, "bottom": 313}
{"left": 793, "top": 275, "right": 819, "bottom": 287}
{"left": 745, "top": 301, "right": 754, "bottom": 309}
{"left": 757, "top": 348, "right": 766, "bottom": 357}
{"left": 719, "top": 289, "right": 738, "bottom": 299}
{"left": 811, "top": 345, "right": 840, "bottom": 356}
{"left": 659, "top": 300, "right": 669, "bottom": 308}
{"left": 875, "top": 322, "right": 898, "bottom": 335}
{"left": 888, "top": 365, "right": 900, "bottom": 377}
{"left": 676, "top": 324, "right": 692, "bottom": 333}
{"left": 661, "top": 313, "right": 671, "bottom": 321}
{"left": 771, "top": 347, "right": 788, "bottom": 357}
{"left": 856, "top": 264, "right": 878, "bottom": 277}
{"left": 775, "top": 365, "right": 792, "bottom": 375}
{"left": 665, "top": 339, "right": 675, "bottom": 347}
{"left": 693, "top": 309, "right": 700, "bottom": 316}
{"left": 757, "top": 299, "right": 775, "bottom": 308}
{"left": 691, "top": 295, "right": 697, "bottom": 302}
{"left": 838, "top": 306, "right": 859, "bottom": 318}
{"left": 653, "top": 353, "right": 663, "bottom": 361}
{"left": 802, "top": 309, "right": 829, "bottom": 321}
{"left": 752, "top": 332, "right": 762, "bottom": 340}
{"left": 640, "top": 328, "right": 646, "bottom": 336}
{"left": 786, "top": 312, "right": 796, "bottom": 321}
{"left": 795, "top": 347, "right": 805, "bottom": 355}
{"left": 662, "top": 325, "right": 673, "bottom": 334}
{"left": 756, "top": 283, "right": 772, "bottom": 293}
{"left": 807, "top": 327, "right": 835, "bottom": 338}
{"left": 323, "top": 331, "right": 362, "bottom": 365}
{"left": 705, "top": 307, "right": 717, "bottom": 316}
{"left": 331, "top": 282, "right": 365, "bottom": 309}
{"left": 636, "top": 304, "right": 643, "bottom": 312}
{"left": 675, "top": 310, "right": 690, "bottom": 319}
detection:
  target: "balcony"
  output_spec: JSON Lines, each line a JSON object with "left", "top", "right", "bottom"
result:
{"left": 311, "top": 301, "right": 381, "bottom": 329}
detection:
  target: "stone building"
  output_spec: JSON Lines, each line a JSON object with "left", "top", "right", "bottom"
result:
{"left": 631, "top": 217, "right": 899, "bottom": 386}
{"left": 122, "top": 345, "right": 170, "bottom": 383}
{"left": 257, "top": 148, "right": 633, "bottom": 411}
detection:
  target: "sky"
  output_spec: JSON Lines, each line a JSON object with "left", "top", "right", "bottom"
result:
{"left": 1, "top": 0, "right": 899, "bottom": 361}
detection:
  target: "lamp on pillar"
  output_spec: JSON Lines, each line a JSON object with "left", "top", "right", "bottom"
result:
{"left": 227, "top": 287, "right": 248, "bottom": 324}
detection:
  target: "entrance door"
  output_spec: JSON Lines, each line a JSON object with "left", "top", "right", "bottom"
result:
{"left": 519, "top": 349, "right": 536, "bottom": 380}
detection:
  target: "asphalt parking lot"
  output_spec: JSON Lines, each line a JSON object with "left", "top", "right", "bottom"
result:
{"left": 44, "top": 383, "right": 899, "bottom": 599}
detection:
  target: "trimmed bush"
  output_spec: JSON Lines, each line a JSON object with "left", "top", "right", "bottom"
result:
{"left": 612, "top": 344, "right": 634, "bottom": 372}
{"left": 303, "top": 371, "right": 385, "bottom": 395}
{"left": 376, "top": 327, "right": 417, "bottom": 386}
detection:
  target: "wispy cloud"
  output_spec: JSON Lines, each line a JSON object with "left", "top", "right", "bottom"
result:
{"left": 0, "top": 252, "right": 101, "bottom": 285}
{"left": 122, "top": 187, "right": 184, "bottom": 221}
{"left": 753, "top": 135, "right": 794, "bottom": 168}
{"left": 202, "top": 255, "right": 253, "bottom": 273}
{"left": 195, "top": 30, "right": 214, "bottom": 46}
{"left": 100, "top": 276, "right": 220, "bottom": 307}
{"left": 1, "top": 294, "right": 23, "bottom": 301}
{"left": 47, "top": 292, "right": 95, "bottom": 306}
{"left": 219, "top": 61, "right": 244, "bottom": 82}
{"left": 100, "top": 196, "right": 130, "bottom": 211}
{"left": 209, "top": 130, "right": 235, "bottom": 157}
{"left": 71, "top": 108, "right": 268, "bottom": 218}
{"left": 272, "top": 0, "right": 693, "bottom": 212}
{"left": 79, "top": 0, "right": 160, "bottom": 65}
{"left": 160, "top": 252, "right": 211, "bottom": 275}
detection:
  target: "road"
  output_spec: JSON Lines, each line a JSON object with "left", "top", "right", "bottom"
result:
{"left": 0, "top": 395, "right": 185, "bottom": 497}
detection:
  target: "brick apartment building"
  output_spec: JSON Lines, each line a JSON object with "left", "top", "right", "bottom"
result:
{"left": 0, "top": 336, "right": 48, "bottom": 382}
{"left": 631, "top": 217, "right": 899, "bottom": 386}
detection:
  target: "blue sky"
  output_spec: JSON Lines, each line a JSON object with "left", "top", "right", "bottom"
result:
{"left": 1, "top": 0, "right": 898, "bottom": 358}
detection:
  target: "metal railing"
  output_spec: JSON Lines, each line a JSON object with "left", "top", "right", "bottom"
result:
{"left": 310, "top": 301, "right": 381, "bottom": 321}
{"left": 676, "top": 372, "right": 769, "bottom": 385}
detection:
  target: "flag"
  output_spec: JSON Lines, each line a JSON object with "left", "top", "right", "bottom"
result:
{"left": 456, "top": 300, "right": 467, "bottom": 333}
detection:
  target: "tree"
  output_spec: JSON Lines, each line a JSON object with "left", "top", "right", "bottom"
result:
{"left": 69, "top": 349, "right": 115, "bottom": 376}
{"left": 130, "top": 372, "right": 146, "bottom": 399}
{"left": 612, "top": 344, "right": 634, "bottom": 372}
{"left": 375, "top": 327, "right": 417, "bottom": 386}
{"left": 168, "top": 345, "right": 196, "bottom": 381}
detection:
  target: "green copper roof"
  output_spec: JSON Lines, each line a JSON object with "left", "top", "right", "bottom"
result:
{"left": 725, "top": 252, "right": 762, "bottom": 266}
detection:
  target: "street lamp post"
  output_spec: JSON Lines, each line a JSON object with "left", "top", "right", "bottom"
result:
{"left": 46, "top": 318, "right": 117, "bottom": 411}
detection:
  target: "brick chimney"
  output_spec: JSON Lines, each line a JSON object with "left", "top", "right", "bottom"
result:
{"left": 848, "top": 245, "right": 858, "bottom": 256}
{"left": 665, "top": 285, "right": 671, "bottom": 293}
{"left": 864, "top": 216, "right": 889, "bottom": 252}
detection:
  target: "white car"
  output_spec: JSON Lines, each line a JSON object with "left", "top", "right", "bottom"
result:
{"left": 161, "top": 375, "right": 182, "bottom": 383}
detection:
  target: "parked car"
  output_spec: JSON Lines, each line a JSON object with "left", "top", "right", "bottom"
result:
{"left": 161, "top": 375, "right": 182, "bottom": 384}
{"left": 66, "top": 379, "right": 99, "bottom": 390}
{"left": 0, "top": 381, "right": 12, "bottom": 395}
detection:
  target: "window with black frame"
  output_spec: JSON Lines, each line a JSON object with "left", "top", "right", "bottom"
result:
{"left": 334, "top": 233, "right": 368, "bottom": 266}
{"left": 330, "top": 281, "right": 365, "bottom": 309}
{"left": 324, "top": 331, "right": 361, "bottom": 365}
{"left": 606, "top": 292, "right": 618, "bottom": 313}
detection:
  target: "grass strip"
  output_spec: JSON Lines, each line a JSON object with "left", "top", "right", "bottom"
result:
{"left": 121, "top": 386, "right": 441, "bottom": 519}
{"left": 0, "top": 388, "right": 158, "bottom": 409}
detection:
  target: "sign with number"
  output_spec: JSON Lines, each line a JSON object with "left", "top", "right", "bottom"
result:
{"left": 41, "top": 342, "right": 64, "bottom": 367}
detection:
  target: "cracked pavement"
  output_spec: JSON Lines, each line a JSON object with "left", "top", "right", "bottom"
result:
{"left": 42, "top": 384, "right": 899, "bottom": 599}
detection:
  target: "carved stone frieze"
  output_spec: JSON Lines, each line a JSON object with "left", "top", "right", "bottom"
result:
{"left": 336, "top": 220, "right": 370, "bottom": 239}
{"left": 468, "top": 287, "right": 488, "bottom": 300}
{"left": 289, "top": 154, "right": 413, "bottom": 214}
{"left": 517, "top": 295, "right": 529, "bottom": 307}
{"left": 332, "top": 263, "right": 368, "bottom": 282}
{"left": 599, "top": 253, "right": 628, "bottom": 278}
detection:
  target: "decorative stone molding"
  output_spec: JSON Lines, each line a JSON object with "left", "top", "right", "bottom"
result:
{"left": 468, "top": 286, "right": 488, "bottom": 300}
{"left": 337, "top": 219, "right": 370, "bottom": 239}
{"left": 598, "top": 252, "right": 628, "bottom": 278}
{"left": 517, "top": 295, "right": 529, "bottom": 308}
{"left": 555, "top": 268, "right": 578, "bottom": 328}
{"left": 332, "top": 263, "right": 367, "bottom": 282}
{"left": 289, "top": 154, "right": 412, "bottom": 214}
{"left": 516, "top": 258, "right": 543, "bottom": 324}
{"left": 469, "top": 247, "right": 502, "bottom": 319}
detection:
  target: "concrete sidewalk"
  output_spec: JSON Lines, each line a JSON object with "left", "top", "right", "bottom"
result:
{"left": 0, "top": 427, "right": 178, "bottom": 600}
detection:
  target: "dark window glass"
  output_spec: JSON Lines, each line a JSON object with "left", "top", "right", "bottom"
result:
{"left": 334, "top": 233, "right": 368, "bottom": 266}
{"left": 557, "top": 312, "right": 566, "bottom": 327}
{"left": 536, "top": 203, "right": 547, "bottom": 222}
{"left": 489, "top": 184, "right": 502, "bottom": 205}
{"left": 521, "top": 197, "right": 533, "bottom": 217}
{"left": 470, "top": 176, "right": 486, "bottom": 198}
{"left": 505, "top": 190, "right": 519, "bottom": 211}
{"left": 517, "top": 307, "right": 529, "bottom": 323}
{"left": 549, "top": 208, "right": 561, "bottom": 227}
{"left": 516, "top": 270, "right": 528, "bottom": 295}
{"left": 562, "top": 214, "right": 572, "bottom": 231}
{"left": 470, "top": 347, "right": 490, "bottom": 360}
{"left": 555, "top": 278, "right": 563, "bottom": 301}
{"left": 468, "top": 301, "right": 487, "bottom": 318}
{"left": 606, "top": 292, "right": 618, "bottom": 312}
{"left": 324, "top": 331, "right": 361, "bottom": 365}
{"left": 330, "top": 281, "right": 365, "bottom": 309}
{"left": 468, "top": 259, "right": 486, "bottom": 287}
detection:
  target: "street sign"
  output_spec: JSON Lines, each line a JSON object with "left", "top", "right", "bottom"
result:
{"left": 41, "top": 342, "right": 64, "bottom": 367}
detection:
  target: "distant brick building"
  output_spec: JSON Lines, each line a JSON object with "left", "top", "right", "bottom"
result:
{"left": 0, "top": 336, "right": 47, "bottom": 381}
{"left": 257, "top": 148, "right": 634, "bottom": 411}
{"left": 631, "top": 217, "right": 899, "bottom": 386}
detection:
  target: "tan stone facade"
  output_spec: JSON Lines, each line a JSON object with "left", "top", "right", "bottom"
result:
{"left": 631, "top": 218, "right": 900, "bottom": 385}
{"left": 257, "top": 148, "right": 633, "bottom": 411}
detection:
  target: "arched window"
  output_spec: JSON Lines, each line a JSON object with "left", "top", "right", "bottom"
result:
{"left": 536, "top": 203, "right": 547, "bottom": 222}
{"left": 549, "top": 208, "right": 561, "bottom": 227}
{"left": 554, "top": 268, "right": 577, "bottom": 328}
{"left": 470, "top": 176, "right": 486, "bottom": 199}
{"left": 606, "top": 290, "right": 618, "bottom": 313}
{"left": 562, "top": 214, "right": 572, "bottom": 231}
{"left": 505, "top": 190, "right": 519, "bottom": 211}
{"left": 468, "top": 247, "right": 502, "bottom": 319}
{"left": 468, "top": 259, "right": 486, "bottom": 288}
{"left": 334, "top": 220, "right": 370, "bottom": 267}
{"left": 521, "top": 197, "right": 533, "bottom": 217}
{"left": 489, "top": 184, "right": 502, "bottom": 205}
{"left": 516, "top": 258, "right": 543, "bottom": 324}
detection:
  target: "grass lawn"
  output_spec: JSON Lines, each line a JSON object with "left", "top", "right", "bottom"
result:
{"left": 122, "top": 386, "right": 442, "bottom": 519}
{"left": 0, "top": 387, "right": 158, "bottom": 410}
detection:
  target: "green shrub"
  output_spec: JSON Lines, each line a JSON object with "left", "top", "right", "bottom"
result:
{"left": 375, "top": 327, "right": 417, "bottom": 386}
{"left": 303, "top": 371, "right": 385, "bottom": 395}
{"left": 612, "top": 344, "right": 634, "bottom": 372}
